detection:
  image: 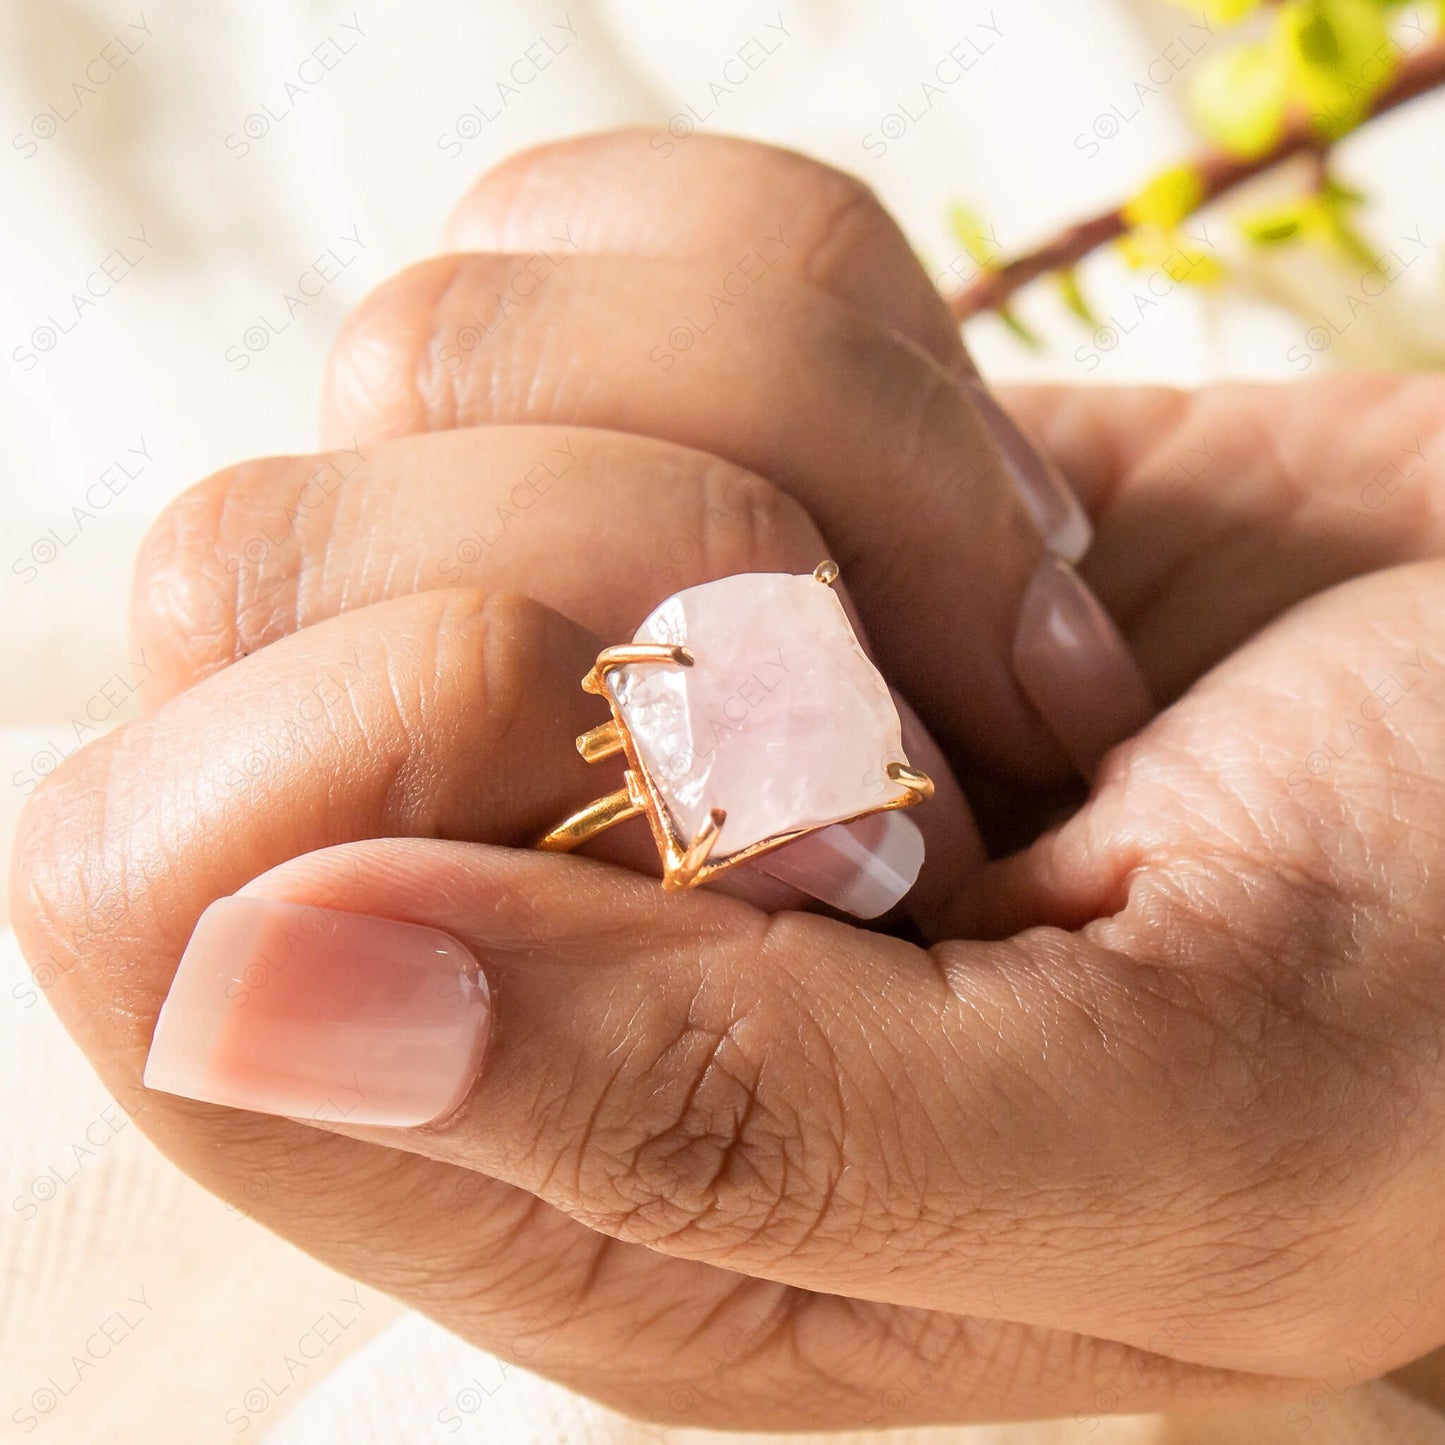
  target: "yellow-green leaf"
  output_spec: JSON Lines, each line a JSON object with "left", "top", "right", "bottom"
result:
{"left": 1280, "top": 0, "right": 1396, "bottom": 137}
{"left": 1189, "top": 39, "right": 1290, "bottom": 157}
{"left": 1057, "top": 267, "right": 1099, "bottom": 327}
{"left": 995, "top": 305, "right": 1043, "bottom": 350}
{"left": 1238, "top": 198, "right": 1316, "bottom": 244}
{"left": 1321, "top": 173, "right": 1367, "bottom": 207}
{"left": 947, "top": 202, "right": 998, "bottom": 269}
{"left": 1237, "top": 185, "right": 1379, "bottom": 264}
{"left": 1122, "top": 165, "right": 1205, "bottom": 230}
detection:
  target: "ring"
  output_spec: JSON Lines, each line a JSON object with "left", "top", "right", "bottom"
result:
{"left": 537, "top": 562, "right": 934, "bottom": 918}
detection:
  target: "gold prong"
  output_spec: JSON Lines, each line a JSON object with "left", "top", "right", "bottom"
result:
{"left": 583, "top": 643, "right": 694, "bottom": 693}
{"left": 664, "top": 808, "right": 726, "bottom": 891}
{"left": 537, "top": 787, "right": 644, "bottom": 852}
{"left": 886, "top": 761, "right": 935, "bottom": 801}
{"left": 813, "top": 559, "right": 840, "bottom": 586}
{"left": 576, "top": 719, "right": 624, "bottom": 764}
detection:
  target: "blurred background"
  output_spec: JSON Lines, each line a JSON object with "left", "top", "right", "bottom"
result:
{"left": 3, "top": 1, "right": 1444, "bottom": 1440}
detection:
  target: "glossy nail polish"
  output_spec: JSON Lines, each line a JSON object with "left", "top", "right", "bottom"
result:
{"left": 144, "top": 898, "right": 489, "bottom": 1127}
{"left": 968, "top": 382, "right": 1093, "bottom": 562}
{"left": 1012, "top": 555, "right": 1154, "bottom": 777}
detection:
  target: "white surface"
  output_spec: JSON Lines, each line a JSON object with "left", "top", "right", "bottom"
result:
{"left": 3, "top": 2, "right": 1445, "bottom": 1442}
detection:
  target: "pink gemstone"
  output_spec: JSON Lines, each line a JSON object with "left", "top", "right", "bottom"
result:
{"left": 753, "top": 811, "right": 925, "bottom": 920}
{"left": 609, "top": 572, "right": 914, "bottom": 862}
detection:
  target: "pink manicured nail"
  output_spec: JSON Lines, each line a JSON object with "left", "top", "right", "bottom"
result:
{"left": 967, "top": 382, "right": 1093, "bottom": 562}
{"left": 144, "top": 898, "right": 489, "bottom": 1127}
{"left": 1012, "top": 556, "right": 1154, "bottom": 777}
{"left": 754, "top": 812, "right": 924, "bottom": 919}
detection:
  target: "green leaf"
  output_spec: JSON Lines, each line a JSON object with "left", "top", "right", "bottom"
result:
{"left": 995, "top": 305, "right": 1043, "bottom": 350}
{"left": 1122, "top": 164, "right": 1205, "bottom": 230}
{"left": 1236, "top": 184, "right": 1378, "bottom": 264}
{"left": 1188, "top": 39, "right": 1290, "bottom": 157}
{"left": 1238, "top": 199, "right": 1314, "bottom": 244}
{"left": 1321, "top": 173, "right": 1368, "bottom": 206}
{"left": 1280, "top": 0, "right": 1396, "bottom": 137}
{"left": 947, "top": 202, "right": 998, "bottom": 269}
{"left": 1056, "top": 267, "right": 1100, "bottom": 327}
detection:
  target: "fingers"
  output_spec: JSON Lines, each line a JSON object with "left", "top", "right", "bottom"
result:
{"left": 129, "top": 427, "right": 831, "bottom": 702}
{"left": 8, "top": 612, "right": 1260, "bottom": 1428}
{"left": 175, "top": 834, "right": 1326, "bottom": 1378}
{"left": 961, "top": 557, "right": 1445, "bottom": 1360}
{"left": 442, "top": 127, "right": 972, "bottom": 378}
{"left": 126, "top": 430, "right": 977, "bottom": 926}
{"left": 980, "top": 556, "right": 1445, "bottom": 957}
{"left": 1001, "top": 375, "right": 1445, "bottom": 705}
{"left": 134, "top": 543, "right": 1445, "bottom": 1384}
{"left": 129, "top": 836, "right": 1283, "bottom": 1421}
{"left": 320, "top": 251, "right": 1142, "bottom": 777}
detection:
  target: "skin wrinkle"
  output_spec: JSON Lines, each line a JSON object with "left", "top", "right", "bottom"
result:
{"left": 320, "top": 249, "right": 1067, "bottom": 774}
{"left": 562, "top": 1038, "right": 646, "bottom": 1209}
{"left": 665, "top": 1274, "right": 791, "bottom": 1363}
{"left": 629, "top": 1015, "right": 769, "bottom": 1233}
{"left": 792, "top": 174, "right": 967, "bottom": 376}
{"left": 135, "top": 462, "right": 244, "bottom": 686}
{"left": 417, "top": 255, "right": 472, "bottom": 437}
{"left": 767, "top": 1030, "right": 847, "bottom": 1265}
{"left": 511, "top": 1028, "right": 598, "bottom": 1195}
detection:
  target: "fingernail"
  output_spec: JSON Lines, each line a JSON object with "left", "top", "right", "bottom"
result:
{"left": 1012, "top": 556, "right": 1154, "bottom": 777}
{"left": 754, "top": 812, "right": 924, "bottom": 919}
{"left": 968, "top": 383, "right": 1093, "bottom": 562}
{"left": 144, "top": 898, "right": 489, "bottom": 1127}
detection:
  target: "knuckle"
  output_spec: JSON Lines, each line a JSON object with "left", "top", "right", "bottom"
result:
{"left": 130, "top": 463, "right": 247, "bottom": 691}
{"left": 131, "top": 454, "right": 327, "bottom": 693}
{"left": 363, "top": 586, "right": 545, "bottom": 827}
{"left": 131, "top": 448, "right": 371, "bottom": 696}
{"left": 562, "top": 951, "right": 849, "bottom": 1261}
{"left": 796, "top": 171, "right": 888, "bottom": 285}
{"left": 9, "top": 729, "right": 136, "bottom": 1017}
{"left": 324, "top": 255, "right": 465, "bottom": 438}
{"left": 425, "top": 586, "right": 537, "bottom": 745}
{"left": 326, "top": 249, "right": 574, "bottom": 438}
{"left": 689, "top": 458, "right": 817, "bottom": 577}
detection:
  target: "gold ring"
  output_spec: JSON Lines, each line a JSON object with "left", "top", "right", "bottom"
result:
{"left": 538, "top": 562, "right": 933, "bottom": 910}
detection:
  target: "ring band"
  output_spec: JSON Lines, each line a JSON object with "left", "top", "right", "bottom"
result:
{"left": 538, "top": 562, "right": 933, "bottom": 908}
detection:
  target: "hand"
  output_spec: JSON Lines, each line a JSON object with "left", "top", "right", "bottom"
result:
{"left": 12, "top": 131, "right": 1445, "bottom": 1431}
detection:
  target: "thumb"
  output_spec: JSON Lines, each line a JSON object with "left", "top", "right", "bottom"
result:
{"left": 142, "top": 835, "right": 1296, "bottom": 1377}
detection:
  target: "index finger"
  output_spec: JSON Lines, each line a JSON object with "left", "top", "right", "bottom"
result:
{"left": 443, "top": 128, "right": 973, "bottom": 378}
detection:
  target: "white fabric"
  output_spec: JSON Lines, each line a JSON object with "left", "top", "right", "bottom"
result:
{"left": 3, "top": 1, "right": 1445, "bottom": 1442}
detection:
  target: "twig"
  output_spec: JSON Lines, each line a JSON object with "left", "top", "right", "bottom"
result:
{"left": 950, "top": 38, "right": 1445, "bottom": 321}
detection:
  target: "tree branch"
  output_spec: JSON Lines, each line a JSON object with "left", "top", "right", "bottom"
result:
{"left": 950, "top": 38, "right": 1445, "bottom": 321}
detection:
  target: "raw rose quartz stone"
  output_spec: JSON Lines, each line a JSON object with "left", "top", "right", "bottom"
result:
{"left": 608, "top": 572, "right": 921, "bottom": 914}
{"left": 754, "top": 811, "right": 924, "bottom": 920}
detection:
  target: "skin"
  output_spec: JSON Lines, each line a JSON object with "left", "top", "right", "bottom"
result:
{"left": 10, "top": 132, "right": 1445, "bottom": 1430}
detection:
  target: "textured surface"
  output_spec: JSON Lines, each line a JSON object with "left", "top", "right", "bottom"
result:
{"left": 612, "top": 572, "right": 909, "bottom": 854}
